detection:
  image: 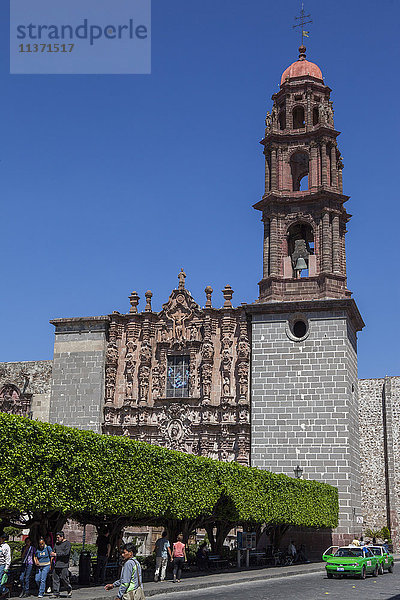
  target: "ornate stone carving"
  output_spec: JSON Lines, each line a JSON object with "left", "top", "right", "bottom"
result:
{"left": 139, "top": 365, "right": 150, "bottom": 403}
{"left": 144, "top": 290, "right": 153, "bottom": 312}
{"left": 152, "top": 365, "right": 160, "bottom": 399}
{"left": 178, "top": 268, "right": 186, "bottom": 290}
{"left": 238, "top": 362, "right": 249, "bottom": 400}
{"left": 139, "top": 340, "right": 152, "bottom": 364}
{"left": 201, "top": 362, "right": 212, "bottom": 400}
{"left": 129, "top": 291, "right": 140, "bottom": 314}
{"left": 222, "top": 284, "right": 234, "bottom": 308}
{"left": 204, "top": 286, "right": 213, "bottom": 308}
{"left": 124, "top": 341, "right": 136, "bottom": 399}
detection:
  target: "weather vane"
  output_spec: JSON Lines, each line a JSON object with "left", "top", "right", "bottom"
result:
{"left": 292, "top": 3, "right": 312, "bottom": 45}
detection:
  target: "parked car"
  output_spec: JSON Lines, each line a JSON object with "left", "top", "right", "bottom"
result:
{"left": 369, "top": 545, "right": 394, "bottom": 574}
{"left": 322, "top": 546, "right": 379, "bottom": 579}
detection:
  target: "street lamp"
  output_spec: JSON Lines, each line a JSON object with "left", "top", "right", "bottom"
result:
{"left": 293, "top": 465, "right": 303, "bottom": 479}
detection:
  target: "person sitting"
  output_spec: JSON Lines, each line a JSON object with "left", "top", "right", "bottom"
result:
{"left": 297, "top": 544, "right": 310, "bottom": 563}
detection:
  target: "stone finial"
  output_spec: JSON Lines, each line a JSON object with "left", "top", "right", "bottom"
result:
{"left": 129, "top": 291, "right": 140, "bottom": 314}
{"left": 144, "top": 290, "right": 153, "bottom": 312}
{"left": 178, "top": 268, "right": 186, "bottom": 290}
{"left": 204, "top": 286, "right": 213, "bottom": 308}
{"left": 222, "top": 284, "right": 234, "bottom": 308}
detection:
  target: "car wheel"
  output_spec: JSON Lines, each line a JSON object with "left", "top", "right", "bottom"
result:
{"left": 388, "top": 563, "right": 394, "bottom": 573}
{"left": 359, "top": 566, "right": 366, "bottom": 580}
{"left": 379, "top": 564, "right": 384, "bottom": 575}
{"left": 373, "top": 564, "right": 379, "bottom": 577}
{"left": 327, "top": 573, "right": 333, "bottom": 579}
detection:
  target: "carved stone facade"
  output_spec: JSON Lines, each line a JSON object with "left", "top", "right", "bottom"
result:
{"left": 102, "top": 275, "right": 250, "bottom": 464}
{"left": 0, "top": 361, "right": 52, "bottom": 421}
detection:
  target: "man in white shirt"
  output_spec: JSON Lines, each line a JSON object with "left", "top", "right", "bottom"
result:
{"left": 0, "top": 533, "right": 11, "bottom": 582}
{"left": 287, "top": 541, "right": 297, "bottom": 561}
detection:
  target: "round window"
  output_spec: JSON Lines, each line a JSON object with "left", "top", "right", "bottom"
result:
{"left": 286, "top": 314, "right": 310, "bottom": 342}
{"left": 293, "top": 320, "right": 307, "bottom": 338}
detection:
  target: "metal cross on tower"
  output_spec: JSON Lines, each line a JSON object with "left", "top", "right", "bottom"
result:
{"left": 292, "top": 3, "right": 312, "bottom": 45}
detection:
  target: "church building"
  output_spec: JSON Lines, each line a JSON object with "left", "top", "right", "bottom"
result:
{"left": 1, "top": 46, "right": 399, "bottom": 551}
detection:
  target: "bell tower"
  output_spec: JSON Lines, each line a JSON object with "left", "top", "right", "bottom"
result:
{"left": 256, "top": 45, "right": 349, "bottom": 302}
{"left": 247, "top": 46, "right": 365, "bottom": 550}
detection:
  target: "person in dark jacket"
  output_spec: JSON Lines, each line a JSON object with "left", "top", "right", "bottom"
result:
{"left": 50, "top": 532, "right": 72, "bottom": 598}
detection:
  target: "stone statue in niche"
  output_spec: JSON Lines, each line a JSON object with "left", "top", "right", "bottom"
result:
{"left": 139, "top": 341, "right": 152, "bottom": 364}
{"left": 318, "top": 103, "right": 327, "bottom": 123}
{"left": 238, "top": 362, "right": 249, "bottom": 398}
{"left": 139, "top": 365, "right": 150, "bottom": 402}
{"left": 160, "top": 324, "right": 169, "bottom": 342}
{"left": 201, "top": 363, "right": 212, "bottom": 399}
{"left": 202, "top": 340, "right": 214, "bottom": 361}
{"left": 223, "top": 376, "right": 230, "bottom": 397}
{"left": 124, "top": 341, "right": 136, "bottom": 398}
{"left": 238, "top": 336, "right": 250, "bottom": 361}
{"left": 152, "top": 366, "right": 160, "bottom": 399}
{"left": 106, "top": 342, "right": 118, "bottom": 365}
{"left": 265, "top": 111, "right": 272, "bottom": 130}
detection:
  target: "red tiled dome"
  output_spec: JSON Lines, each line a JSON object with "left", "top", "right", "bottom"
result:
{"left": 281, "top": 46, "right": 323, "bottom": 85}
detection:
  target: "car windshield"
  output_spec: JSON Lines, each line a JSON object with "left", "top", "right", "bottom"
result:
{"left": 369, "top": 547, "right": 383, "bottom": 556}
{"left": 334, "top": 548, "right": 363, "bottom": 558}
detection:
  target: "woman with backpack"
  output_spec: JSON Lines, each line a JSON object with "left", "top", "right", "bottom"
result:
{"left": 34, "top": 538, "right": 53, "bottom": 598}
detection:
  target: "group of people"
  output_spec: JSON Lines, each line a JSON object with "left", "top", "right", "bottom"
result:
{"left": 286, "top": 541, "right": 309, "bottom": 563}
{"left": 152, "top": 532, "right": 187, "bottom": 584}
{"left": 350, "top": 537, "right": 390, "bottom": 551}
{"left": 0, "top": 531, "right": 72, "bottom": 599}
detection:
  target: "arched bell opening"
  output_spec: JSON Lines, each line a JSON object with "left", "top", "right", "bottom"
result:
{"left": 279, "top": 110, "right": 286, "bottom": 130}
{"left": 292, "top": 106, "right": 305, "bottom": 129}
{"left": 290, "top": 151, "right": 309, "bottom": 192}
{"left": 287, "top": 222, "right": 314, "bottom": 278}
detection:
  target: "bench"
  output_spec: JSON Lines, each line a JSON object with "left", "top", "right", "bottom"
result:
{"left": 208, "top": 554, "right": 228, "bottom": 569}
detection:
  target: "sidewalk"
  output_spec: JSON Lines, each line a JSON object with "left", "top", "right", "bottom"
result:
{"left": 70, "top": 561, "right": 326, "bottom": 599}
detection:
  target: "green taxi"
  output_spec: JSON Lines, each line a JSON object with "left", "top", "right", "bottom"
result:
{"left": 323, "top": 546, "right": 379, "bottom": 579}
{"left": 369, "top": 545, "right": 394, "bottom": 574}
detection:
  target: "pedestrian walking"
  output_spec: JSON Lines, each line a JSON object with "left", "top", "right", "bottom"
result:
{"left": 104, "top": 543, "right": 144, "bottom": 599}
{"left": 0, "top": 534, "right": 11, "bottom": 584}
{"left": 20, "top": 537, "right": 35, "bottom": 597}
{"left": 171, "top": 535, "right": 186, "bottom": 584}
{"left": 50, "top": 532, "right": 72, "bottom": 598}
{"left": 34, "top": 538, "right": 52, "bottom": 599}
{"left": 153, "top": 532, "right": 171, "bottom": 582}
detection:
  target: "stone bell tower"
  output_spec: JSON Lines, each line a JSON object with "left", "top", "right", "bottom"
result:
{"left": 247, "top": 46, "right": 365, "bottom": 548}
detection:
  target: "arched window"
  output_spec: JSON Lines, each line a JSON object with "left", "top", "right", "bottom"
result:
{"left": 313, "top": 107, "right": 319, "bottom": 126}
{"left": 279, "top": 110, "right": 286, "bottom": 130}
{"left": 287, "top": 222, "right": 314, "bottom": 278}
{"left": 290, "top": 151, "right": 309, "bottom": 191}
{"left": 292, "top": 106, "right": 305, "bottom": 129}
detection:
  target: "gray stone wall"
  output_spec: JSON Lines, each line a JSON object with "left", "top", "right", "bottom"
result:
{"left": 0, "top": 360, "right": 52, "bottom": 421}
{"left": 49, "top": 317, "right": 109, "bottom": 433}
{"left": 250, "top": 306, "right": 362, "bottom": 542}
{"left": 358, "top": 378, "right": 387, "bottom": 531}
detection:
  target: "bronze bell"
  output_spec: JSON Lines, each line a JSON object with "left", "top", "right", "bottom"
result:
{"left": 295, "top": 257, "right": 308, "bottom": 271}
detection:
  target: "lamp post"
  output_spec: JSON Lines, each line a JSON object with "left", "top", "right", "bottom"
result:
{"left": 294, "top": 465, "right": 303, "bottom": 479}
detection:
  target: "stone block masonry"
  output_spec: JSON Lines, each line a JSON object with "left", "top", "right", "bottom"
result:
{"left": 49, "top": 316, "right": 109, "bottom": 433}
{"left": 247, "top": 298, "right": 364, "bottom": 545}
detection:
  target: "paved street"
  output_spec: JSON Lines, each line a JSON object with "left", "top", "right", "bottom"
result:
{"left": 151, "top": 571, "right": 400, "bottom": 600}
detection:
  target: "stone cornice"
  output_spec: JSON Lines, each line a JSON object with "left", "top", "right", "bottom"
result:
{"left": 243, "top": 297, "right": 365, "bottom": 332}
{"left": 254, "top": 187, "right": 350, "bottom": 211}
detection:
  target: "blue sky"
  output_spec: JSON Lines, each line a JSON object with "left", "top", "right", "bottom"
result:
{"left": 0, "top": 0, "right": 399, "bottom": 379}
